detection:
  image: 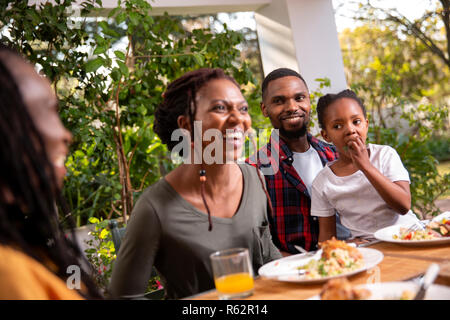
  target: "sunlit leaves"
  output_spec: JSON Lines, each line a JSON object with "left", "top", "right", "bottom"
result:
{"left": 85, "top": 57, "right": 104, "bottom": 73}
{"left": 1, "top": 0, "right": 259, "bottom": 227}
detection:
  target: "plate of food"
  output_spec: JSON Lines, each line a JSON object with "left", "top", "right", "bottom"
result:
{"left": 374, "top": 211, "right": 450, "bottom": 246}
{"left": 258, "top": 238, "right": 383, "bottom": 284}
{"left": 308, "top": 277, "right": 450, "bottom": 300}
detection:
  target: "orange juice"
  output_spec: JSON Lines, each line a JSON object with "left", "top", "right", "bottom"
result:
{"left": 214, "top": 273, "right": 254, "bottom": 294}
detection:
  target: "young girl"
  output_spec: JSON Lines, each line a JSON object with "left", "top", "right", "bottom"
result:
{"left": 311, "top": 89, "right": 419, "bottom": 242}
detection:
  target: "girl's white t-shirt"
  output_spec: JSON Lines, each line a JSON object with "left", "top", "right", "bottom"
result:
{"left": 292, "top": 146, "right": 324, "bottom": 196}
{"left": 310, "top": 143, "right": 419, "bottom": 238}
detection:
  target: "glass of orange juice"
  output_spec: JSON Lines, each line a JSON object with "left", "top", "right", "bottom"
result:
{"left": 210, "top": 248, "right": 254, "bottom": 300}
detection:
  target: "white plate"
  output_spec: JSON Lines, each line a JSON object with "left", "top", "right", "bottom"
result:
{"left": 374, "top": 211, "right": 450, "bottom": 246}
{"left": 308, "top": 281, "right": 450, "bottom": 300}
{"left": 258, "top": 248, "right": 383, "bottom": 284}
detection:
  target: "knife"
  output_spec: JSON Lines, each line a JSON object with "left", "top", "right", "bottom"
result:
{"left": 413, "top": 263, "right": 440, "bottom": 300}
{"left": 265, "top": 269, "right": 307, "bottom": 278}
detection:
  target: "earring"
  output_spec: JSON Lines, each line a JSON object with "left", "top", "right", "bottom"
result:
{"left": 199, "top": 169, "right": 206, "bottom": 182}
{"left": 199, "top": 168, "right": 212, "bottom": 231}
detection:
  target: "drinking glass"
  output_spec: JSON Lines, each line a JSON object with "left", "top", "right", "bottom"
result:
{"left": 210, "top": 248, "right": 254, "bottom": 300}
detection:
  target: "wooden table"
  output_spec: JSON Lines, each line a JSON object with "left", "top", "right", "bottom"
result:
{"left": 189, "top": 242, "right": 450, "bottom": 300}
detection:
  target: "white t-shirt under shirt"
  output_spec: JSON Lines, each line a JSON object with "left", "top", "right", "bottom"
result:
{"left": 292, "top": 146, "right": 324, "bottom": 196}
{"left": 311, "top": 143, "right": 419, "bottom": 238}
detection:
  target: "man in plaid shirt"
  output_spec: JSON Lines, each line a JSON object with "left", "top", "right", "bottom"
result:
{"left": 247, "top": 68, "right": 350, "bottom": 255}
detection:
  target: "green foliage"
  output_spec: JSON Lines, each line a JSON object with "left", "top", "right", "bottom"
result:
{"left": 84, "top": 217, "right": 163, "bottom": 295}
{"left": 352, "top": 72, "right": 450, "bottom": 218}
{"left": 0, "top": 0, "right": 96, "bottom": 86}
{"left": 309, "top": 77, "right": 332, "bottom": 130}
{"left": 2, "top": 0, "right": 447, "bottom": 223}
{"left": 83, "top": 217, "right": 116, "bottom": 293}
{"left": 368, "top": 126, "right": 450, "bottom": 219}
{"left": 340, "top": 24, "right": 449, "bottom": 111}
{"left": 427, "top": 135, "right": 450, "bottom": 162}
{"left": 1, "top": 0, "right": 259, "bottom": 226}
{"left": 347, "top": 43, "right": 450, "bottom": 218}
{"left": 338, "top": 6, "right": 450, "bottom": 218}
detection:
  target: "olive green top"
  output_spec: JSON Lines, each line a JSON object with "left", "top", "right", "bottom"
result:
{"left": 109, "top": 163, "right": 282, "bottom": 299}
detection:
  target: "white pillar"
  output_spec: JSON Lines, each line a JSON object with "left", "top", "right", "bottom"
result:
{"left": 255, "top": 0, "right": 347, "bottom": 93}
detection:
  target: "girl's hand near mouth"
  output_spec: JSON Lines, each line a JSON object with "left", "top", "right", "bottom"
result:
{"left": 347, "top": 136, "right": 370, "bottom": 172}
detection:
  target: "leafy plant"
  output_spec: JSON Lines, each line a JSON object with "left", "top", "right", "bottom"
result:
{"left": 364, "top": 101, "right": 450, "bottom": 219}
{"left": 427, "top": 135, "right": 450, "bottom": 162}
{"left": 336, "top": 5, "right": 449, "bottom": 218}
{"left": 83, "top": 217, "right": 116, "bottom": 293}
{"left": 3, "top": 0, "right": 447, "bottom": 223}
{"left": 368, "top": 126, "right": 450, "bottom": 219}
{"left": 1, "top": 0, "right": 259, "bottom": 226}
{"left": 84, "top": 217, "right": 163, "bottom": 296}
{"left": 80, "top": 0, "right": 257, "bottom": 224}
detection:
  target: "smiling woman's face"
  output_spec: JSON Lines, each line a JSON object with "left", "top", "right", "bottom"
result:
{"left": 6, "top": 54, "right": 72, "bottom": 188}
{"left": 191, "top": 78, "right": 251, "bottom": 163}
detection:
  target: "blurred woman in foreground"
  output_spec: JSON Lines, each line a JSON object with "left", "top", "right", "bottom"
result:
{"left": 0, "top": 44, "right": 101, "bottom": 299}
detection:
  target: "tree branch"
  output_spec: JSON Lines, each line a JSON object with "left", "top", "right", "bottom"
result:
{"left": 133, "top": 52, "right": 196, "bottom": 59}
{"left": 383, "top": 10, "right": 449, "bottom": 68}
{"left": 340, "top": 0, "right": 449, "bottom": 68}
{"left": 440, "top": 0, "right": 450, "bottom": 66}
{"left": 127, "top": 122, "right": 151, "bottom": 169}
{"left": 132, "top": 170, "right": 151, "bottom": 193}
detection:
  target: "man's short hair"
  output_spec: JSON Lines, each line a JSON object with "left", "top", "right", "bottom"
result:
{"left": 261, "top": 68, "right": 308, "bottom": 100}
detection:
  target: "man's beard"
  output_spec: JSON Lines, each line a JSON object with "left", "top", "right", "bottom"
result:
{"left": 279, "top": 116, "right": 309, "bottom": 140}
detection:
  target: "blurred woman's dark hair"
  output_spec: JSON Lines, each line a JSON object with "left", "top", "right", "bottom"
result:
{"left": 0, "top": 44, "right": 102, "bottom": 299}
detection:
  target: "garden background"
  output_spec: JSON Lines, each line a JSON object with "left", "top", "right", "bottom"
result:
{"left": 1, "top": 0, "right": 449, "bottom": 295}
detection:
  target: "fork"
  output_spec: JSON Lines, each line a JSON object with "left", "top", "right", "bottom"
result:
{"left": 294, "top": 245, "right": 319, "bottom": 257}
{"left": 294, "top": 245, "right": 308, "bottom": 254}
{"left": 404, "top": 221, "right": 426, "bottom": 234}
{"left": 293, "top": 245, "right": 322, "bottom": 261}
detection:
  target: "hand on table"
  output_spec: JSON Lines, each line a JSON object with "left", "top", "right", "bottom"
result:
{"left": 346, "top": 237, "right": 371, "bottom": 246}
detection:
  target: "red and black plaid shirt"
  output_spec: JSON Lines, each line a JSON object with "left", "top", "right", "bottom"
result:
{"left": 246, "top": 131, "right": 338, "bottom": 253}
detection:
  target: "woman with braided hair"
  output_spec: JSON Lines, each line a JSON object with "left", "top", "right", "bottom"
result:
{"left": 109, "top": 68, "right": 281, "bottom": 299}
{"left": 0, "top": 45, "right": 102, "bottom": 299}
